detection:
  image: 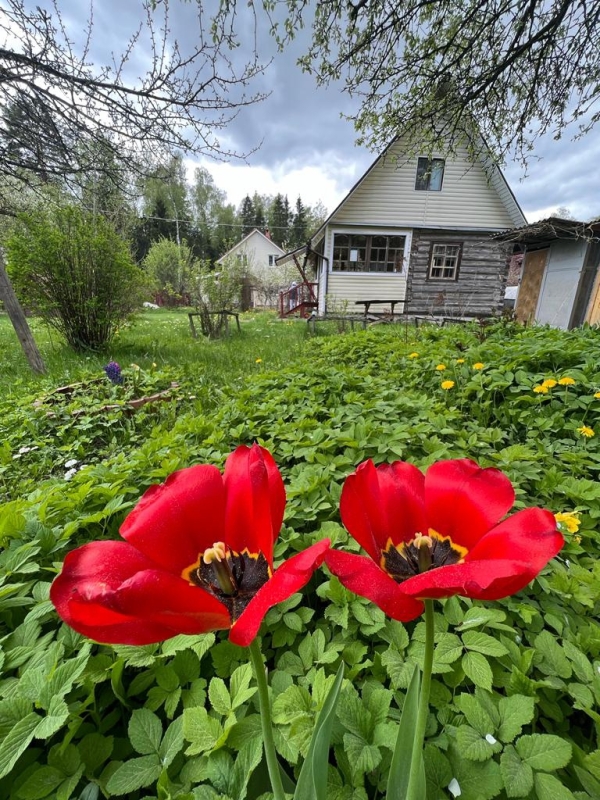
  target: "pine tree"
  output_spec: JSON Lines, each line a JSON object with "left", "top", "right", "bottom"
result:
{"left": 268, "top": 194, "right": 290, "bottom": 248}
{"left": 291, "top": 196, "right": 308, "bottom": 249}
{"left": 240, "top": 195, "right": 255, "bottom": 236}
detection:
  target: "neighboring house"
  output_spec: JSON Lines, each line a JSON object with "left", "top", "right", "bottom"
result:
{"left": 217, "top": 229, "right": 287, "bottom": 308}
{"left": 278, "top": 136, "right": 526, "bottom": 318}
{"left": 495, "top": 218, "right": 600, "bottom": 329}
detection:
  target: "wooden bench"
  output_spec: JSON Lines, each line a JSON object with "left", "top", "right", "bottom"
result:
{"left": 188, "top": 309, "right": 241, "bottom": 339}
{"left": 355, "top": 299, "right": 403, "bottom": 322}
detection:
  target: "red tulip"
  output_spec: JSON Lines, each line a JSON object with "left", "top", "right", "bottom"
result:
{"left": 51, "top": 445, "right": 329, "bottom": 647}
{"left": 325, "top": 458, "right": 563, "bottom": 621}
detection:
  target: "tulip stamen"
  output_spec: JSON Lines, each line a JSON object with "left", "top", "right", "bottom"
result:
{"left": 381, "top": 530, "right": 467, "bottom": 582}
{"left": 200, "top": 541, "right": 237, "bottom": 596}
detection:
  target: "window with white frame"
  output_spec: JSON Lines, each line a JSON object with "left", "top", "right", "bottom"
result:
{"left": 428, "top": 243, "right": 462, "bottom": 280}
{"left": 268, "top": 255, "right": 279, "bottom": 266}
{"left": 415, "top": 157, "right": 445, "bottom": 191}
{"left": 332, "top": 233, "right": 406, "bottom": 272}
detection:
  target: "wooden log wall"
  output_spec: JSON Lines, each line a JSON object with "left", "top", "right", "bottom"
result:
{"left": 406, "top": 230, "right": 512, "bottom": 318}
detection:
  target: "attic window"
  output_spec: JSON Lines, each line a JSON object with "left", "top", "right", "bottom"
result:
{"left": 415, "top": 157, "right": 445, "bottom": 191}
{"left": 268, "top": 255, "right": 278, "bottom": 266}
{"left": 428, "top": 243, "right": 462, "bottom": 280}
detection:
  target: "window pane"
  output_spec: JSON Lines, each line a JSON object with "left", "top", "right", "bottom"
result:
{"left": 429, "top": 243, "right": 460, "bottom": 279}
{"left": 333, "top": 234, "right": 349, "bottom": 270}
{"left": 415, "top": 157, "right": 429, "bottom": 190}
{"left": 429, "top": 159, "right": 445, "bottom": 191}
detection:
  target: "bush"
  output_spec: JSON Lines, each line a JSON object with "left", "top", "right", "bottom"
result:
{"left": 143, "top": 238, "right": 196, "bottom": 306}
{"left": 6, "top": 205, "right": 148, "bottom": 350}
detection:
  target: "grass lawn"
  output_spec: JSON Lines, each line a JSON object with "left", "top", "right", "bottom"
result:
{"left": 0, "top": 308, "right": 308, "bottom": 396}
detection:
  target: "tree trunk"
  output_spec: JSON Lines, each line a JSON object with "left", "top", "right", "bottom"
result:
{"left": 0, "top": 253, "right": 46, "bottom": 375}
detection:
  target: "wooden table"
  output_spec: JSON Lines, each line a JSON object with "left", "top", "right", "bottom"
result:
{"left": 355, "top": 299, "right": 403, "bottom": 321}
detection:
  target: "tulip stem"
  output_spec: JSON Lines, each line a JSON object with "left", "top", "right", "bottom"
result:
{"left": 249, "top": 638, "right": 286, "bottom": 800}
{"left": 407, "top": 599, "right": 435, "bottom": 799}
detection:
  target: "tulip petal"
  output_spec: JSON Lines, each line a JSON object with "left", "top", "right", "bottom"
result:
{"left": 120, "top": 464, "right": 226, "bottom": 575}
{"left": 224, "top": 444, "right": 286, "bottom": 564}
{"left": 466, "top": 507, "right": 563, "bottom": 569}
{"left": 325, "top": 549, "right": 424, "bottom": 622}
{"left": 50, "top": 540, "right": 231, "bottom": 645}
{"left": 425, "top": 459, "right": 515, "bottom": 549}
{"left": 340, "top": 460, "right": 426, "bottom": 561}
{"left": 400, "top": 558, "right": 540, "bottom": 601}
{"left": 229, "top": 539, "right": 330, "bottom": 647}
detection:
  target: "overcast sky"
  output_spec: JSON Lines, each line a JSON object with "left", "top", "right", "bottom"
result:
{"left": 34, "top": 0, "right": 600, "bottom": 223}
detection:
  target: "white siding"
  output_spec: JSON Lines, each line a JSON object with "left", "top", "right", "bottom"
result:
{"left": 331, "top": 139, "right": 519, "bottom": 231}
{"left": 327, "top": 274, "right": 407, "bottom": 313}
{"left": 536, "top": 240, "right": 587, "bottom": 329}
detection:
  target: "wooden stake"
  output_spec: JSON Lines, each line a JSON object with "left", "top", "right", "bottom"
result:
{"left": 0, "top": 253, "right": 46, "bottom": 375}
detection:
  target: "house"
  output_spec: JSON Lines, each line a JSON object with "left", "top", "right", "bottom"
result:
{"left": 494, "top": 218, "right": 600, "bottom": 329}
{"left": 277, "top": 136, "right": 526, "bottom": 318}
{"left": 217, "top": 229, "right": 287, "bottom": 308}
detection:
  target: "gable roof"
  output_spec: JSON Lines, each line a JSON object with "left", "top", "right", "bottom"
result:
{"left": 217, "top": 228, "right": 285, "bottom": 263}
{"left": 307, "top": 135, "right": 525, "bottom": 245}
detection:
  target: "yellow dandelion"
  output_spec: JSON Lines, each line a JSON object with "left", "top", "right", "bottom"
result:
{"left": 594, "top": 391, "right": 600, "bottom": 399}
{"left": 577, "top": 425, "right": 595, "bottom": 438}
{"left": 441, "top": 380, "right": 455, "bottom": 390}
{"left": 408, "top": 352, "right": 419, "bottom": 359}
{"left": 255, "top": 358, "right": 262, "bottom": 364}
{"left": 436, "top": 364, "right": 446, "bottom": 371}
{"left": 554, "top": 511, "right": 581, "bottom": 534}
{"left": 542, "top": 379, "right": 557, "bottom": 388}
{"left": 473, "top": 362, "right": 485, "bottom": 370}
{"left": 533, "top": 385, "right": 549, "bottom": 394}
{"left": 456, "top": 358, "right": 465, "bottom": 364}
{"left": 559, "top": 377, "right": 576, "bottom": 386}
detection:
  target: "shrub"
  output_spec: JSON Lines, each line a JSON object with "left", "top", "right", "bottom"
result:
{"left": 143, "top": 238, "right": 196, "bottom": 306}
{"left": 6, "top": 205, "right": 147, "bottom": 350}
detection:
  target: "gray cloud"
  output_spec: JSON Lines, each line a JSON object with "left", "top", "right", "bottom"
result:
{"left": 34, "top": 0, "right": 600, "bottom": 220}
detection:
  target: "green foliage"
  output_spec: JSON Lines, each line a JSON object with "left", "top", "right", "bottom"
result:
{"left": 5, "top": 205, "right": 148, "bottom": 351}
{"left": 143, "top": 238, "right": 198, "bottom": 304}
{"left": 3, "top": 320, "right": 600, "bottom": 797}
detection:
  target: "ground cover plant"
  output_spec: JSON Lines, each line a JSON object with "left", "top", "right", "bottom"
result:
{"left": 1, "top": 318, "right": 600, "bottom": 799}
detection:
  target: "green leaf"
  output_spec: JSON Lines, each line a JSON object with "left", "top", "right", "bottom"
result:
{"left": 450, "top": 756, "right": 503, "bottom": 800}
{"left": 497, "top": 695, "right": 535, "bottom": 743}
{"left": 229, "top": 663, "right": 256, "bottom": 710}
{"left": 183, "top": 707, "right": 223, "bottom": 755}
{"left": 461, "top": 631, "right": 508, "bottom": 657}
{"left": 534, "top": 772, "right": 576, "bottom": 799}
{"left": 16, "top": 766, "right": 64, "bottom": 800}
{"left": 455, "top": 726, "right": 499, "bottom": 761}
{"left": 386, "top": 663, "right": 420, "bottom": 800}
{"left": 105, "top": 755, "right": 162, "bottom": 795}
{"left": 515, "top": 734, "right": 572, "bottom": 771}
{"left": 0, "top": 712, "right": 40, "bottom": 779}
{"left": 208, "top": 677, "right": 232, "bottom": 716}
{"left": 129, "top": 708, "right": 163, "bottom": 755}
{"left": 294, "top": 662, "right": 344, "bottom": 800}
{"left": 456, "top": 607, "right": 507, "bottom": 631}
{"left": 500, "top": 745, "right": 533, "bottom": 798}
{"left": 159, "top": 716, "right": 184, "bottom": 767}
{"left": 230, "top": 737, "right": 263, "bottom": 800}
{"left": 78, "top": 733, "right": 114, "bottom": 774}
{"left": 455, "top": 694, "right": 495, "bottom": 735}
{"left": 462, "top": 651, "right": 493, "bottom": 691}
{"left": 433, "top": 633, "right": 463, "bottom": 665}
{"left": 534, "top": 632, "right": 572, "bottom": 679}
{"left": 34, "top": 696, "right": 69, "bottom": 739}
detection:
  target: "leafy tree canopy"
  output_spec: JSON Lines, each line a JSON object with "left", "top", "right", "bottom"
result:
{"left": 236, "top": 0, "right": 600, "bottom": 165}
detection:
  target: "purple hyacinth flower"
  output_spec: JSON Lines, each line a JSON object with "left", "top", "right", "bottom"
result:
{"left": 104, "top": 361, "right": 123, "bottom": 385}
